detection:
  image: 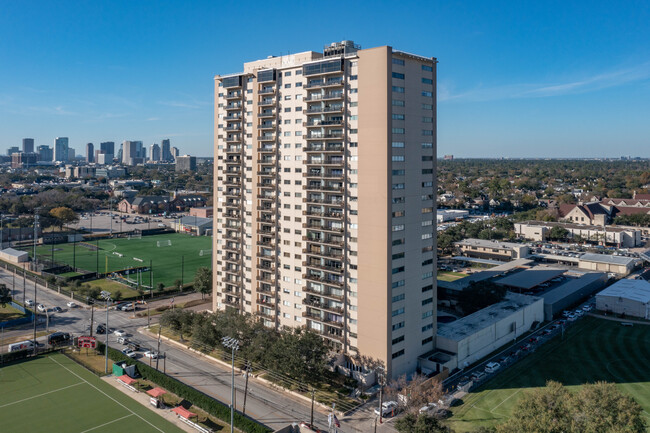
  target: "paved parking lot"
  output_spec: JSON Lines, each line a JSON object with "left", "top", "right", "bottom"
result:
{"left": 70, "top": 211, "right": 186, "bottom": 234}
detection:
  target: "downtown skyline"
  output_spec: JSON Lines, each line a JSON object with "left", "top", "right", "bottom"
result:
{"left": 1, "top": 0, "right": 649, "bottom": 158}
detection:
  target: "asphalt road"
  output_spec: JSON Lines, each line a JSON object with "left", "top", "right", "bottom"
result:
{"left": 0, "top": 268, "right": 392, "bottom": 433}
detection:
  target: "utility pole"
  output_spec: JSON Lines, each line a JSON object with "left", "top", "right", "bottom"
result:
{"left": 32, "top": 273, "right": 37, "bottom": 355}
{"left": 155, "top": 325, "right": 162, "bottom": 370}
{"left": 163, "top": 352, "right": 166, "bottom": 374}
{"left": 310, "top": 388, "right": 315, "bottom": 427}
{"left": 100, "top": 291, "right": 111, "bottom": 374}
{"left": 90, "top": 304, "right": 94, "bottom": 337}
{"left": 378, "top": 369, "right": 384, "bottom": 424}
{"left": 149, "top": 259, "right": 152, "bottom": 298}
{"left": 96, "top": 237, "right": 99, "bottom": 274}
{"left": 181, "top": 256, "right": 184, "bottom": 289}
{"left": 33, "top": 212, "right": 39, "bottom": 271}
{"left": 243, "top": 361, "right": 250, "bottom": 415}
{"left": 222, "top": 336, "right": 240, "bottom": 433}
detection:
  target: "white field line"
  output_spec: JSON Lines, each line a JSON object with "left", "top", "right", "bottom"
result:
{"left": 79, "top": 414, "right": 134, "bottom": 433}
{"left": 50, "top": 357, "right": 166, "bottom": 433}
{"left": 0, "top": 382, "right": 84, "bottom": 408}
{"left": 490, "top": 389, "right": 520, "bottom": 413}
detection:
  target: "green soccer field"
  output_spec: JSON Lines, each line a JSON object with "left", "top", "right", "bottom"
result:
{"left": 447, "top": 316, "right": 650, "bottom": 432}
{"left": 0, "top": 353, "right": 186, "bottom": 433}
{"left": 28, "top": 233, "right": 212, "bottom": 289}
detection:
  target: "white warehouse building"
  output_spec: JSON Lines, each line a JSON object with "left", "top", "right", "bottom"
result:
{"left": 595, "top": 279, "right": 650, "bottom": 319}
{"left": 436, "top": 292, "right": 544, "bottom": 370}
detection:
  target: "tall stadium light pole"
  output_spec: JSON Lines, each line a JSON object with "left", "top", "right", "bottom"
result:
{"left": 100, "top": 290, "right": 111, "bottom": 374}
{"left": 222, "top": 336, "right": 240, "bottom": 433}
{"left": 0, "top": 213, "right": 4, "bottom": 250}
{"left": 32, "top": 269, "right": 38, "bottom": 355}
{"left": 109, "top": 197, "right": 113, "bottom": 236}
{"left": 33, "top": 210, "right": 40, "bottom": 270}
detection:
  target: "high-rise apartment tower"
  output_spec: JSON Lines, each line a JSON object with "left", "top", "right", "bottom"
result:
{"left": 212, "top": 41, "right": 437, "bottom": 378}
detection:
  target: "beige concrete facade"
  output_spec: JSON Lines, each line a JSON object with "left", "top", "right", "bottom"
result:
{"left": 213, "top": 41, "right": 436, "bottom": 379}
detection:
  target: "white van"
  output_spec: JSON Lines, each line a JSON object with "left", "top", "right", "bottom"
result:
{"left": 9, "top": 340, "right": 34, "bottom": 352}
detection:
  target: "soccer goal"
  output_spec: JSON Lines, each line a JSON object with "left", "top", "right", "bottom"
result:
{"left": 128, "top": 233, "right": 142, "bottom": 240}
{"left": 157, "top": 240, "right": 172, "bottom": 247}
{"left": 199, "top": 249, "right": 212, "bottom": 257}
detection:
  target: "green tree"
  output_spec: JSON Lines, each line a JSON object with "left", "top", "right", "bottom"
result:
{"left": 157, "top": 282, "right": 165, "bottom": 292}
{"left": 395, "top": 413, "right": 452, "bottom": 433}
{"left": 174, "top": 279, "right": 183, "bottom": 291}
{"left": 193, "top": 267, "right": 212, "bottom": 299}
{"left": 113, "top": 289, "right": 123, "bottom": 301}
{"left": 548, "top": 226, "right": 569, "bottom": 241}
{"left": 49, "top": 206, "right": 78, "bottom": 230}
{"left": 569, "top": 382, "right": 646, "bottom": 433}
{"left": 498, "top": 381, "right": 646, "bottom": 433}
{"left": 0, "top": 284, "right": 12, "bottom": 307}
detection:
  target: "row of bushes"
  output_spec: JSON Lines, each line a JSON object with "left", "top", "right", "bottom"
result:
{"left": 96, "top": 342, "right": 270, "bottom": 433}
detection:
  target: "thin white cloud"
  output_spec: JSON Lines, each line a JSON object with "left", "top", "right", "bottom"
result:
{"left": 440, "top": 61, "right": 650, "bottom": 102}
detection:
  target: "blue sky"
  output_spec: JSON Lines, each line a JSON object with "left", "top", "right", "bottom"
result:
{"left": 0, "top": 0, "right": 649, "bottom": 158}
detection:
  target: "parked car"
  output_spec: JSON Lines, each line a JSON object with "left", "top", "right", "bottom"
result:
{"left": 471, "top": 371, "right": 486, "bottom": 381}
{"left": 47, "top": 332, "right": 71, "bottom": 345}
{"left": 66, "top": 301, "right": 77, "bottom": 308}
{"left": 117, "top": 337, "right": 128, "bottom": 345}
{"left": 127, "top": 342, "right": 140, "bottom": 351}
{"left": 37, "top": 304, "right": 47, "bottom": 313}
{"left": 574, "top": 309, "right": 584, "bottom": 316}
{"left": 120, "top": 303, "right": 134, "bottom": 311}
{"left": 144, "top": 351, "right": 159, "bottom": 359}
{"left": 114, "top": 329, "right": 127, "bottom": 337}
{"left": 25, "top": 299, "right": 35, "bottom": 307}
{"left": 96, "top": 324, "right": 106, "bottom": 334}
{"left": 485, "top": 362, "right": 501, "bottom": 373}
{"left": 374, "top": 401, "right": 398, "bottom": 417}
{"left": 582, "top": 305, "right": 593, "bottom": 312}
{"left": 419, "top": 402, "right": 439, "bottom": 414}
{"left": 456, "top": 376, "right": 470, "bottom": 390}
{"left": 121, "top": 348, "right": 137, "bottom": 358}
{"left": 52, "top": 306, "right": 63, "bottom": 313}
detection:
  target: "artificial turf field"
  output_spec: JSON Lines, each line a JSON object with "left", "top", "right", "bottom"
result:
{"left": 0, "top": 353, "right": 185, "bottom": 433}
{"left": 27, "top": 233, "right": 211, "bottom": 288}
{"left": 447, "top": 316, "right": 650, "bottom": 432}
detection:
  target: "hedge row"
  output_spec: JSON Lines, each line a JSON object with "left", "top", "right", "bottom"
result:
{"left": 97, "top": 342, "right": 270, "bottom": 433}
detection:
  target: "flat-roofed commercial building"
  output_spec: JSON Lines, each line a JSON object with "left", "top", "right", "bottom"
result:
{"left": 212, "top": 41, "right": 437, "bottom": 378}
{"left": 454, "top": 238, "right": 530, "bottom": 262}
{"left": 436, "top": 292, "right": 544, "bottom": 369}
{"left": 514, "top": 220, "right": 642, "bottom": 248}
{"left": 596, "top": 279, "right": 650, "bottom": 319}
{"left": 578, "top": 253, "right": 638, "bottom": 276}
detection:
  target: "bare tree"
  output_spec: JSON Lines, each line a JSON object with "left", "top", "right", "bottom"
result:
{"left": 386, "top": 373, "right": 444, "bottom": 414}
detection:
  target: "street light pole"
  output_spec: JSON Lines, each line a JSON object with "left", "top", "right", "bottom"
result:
{"left": 222, "top": 336, "right": 240, "bottom": 433}
{"left": 100, "top": 290, "right": 111, "bottom": 374}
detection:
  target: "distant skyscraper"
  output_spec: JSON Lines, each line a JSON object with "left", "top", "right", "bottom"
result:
{"left": 100, "top": 141, "right": 115, "bottom": 155}
{"left": 7, "top": 146, "right": 19, "bottom": 156}
{"left": 175, "top": 155, "right": 196, "bottom": 172}
{"left": 37, "top": 145, "right": 53, "bottom": 161}
{"left": 68, "top": 148, "right": 76, "bottom": 161}
{"left": 171, "top": 146, "right": 179, "bottom": 161}
{"left": 53, "top": 137, "right": 69, "bottom": 162}
{"left": 86, "top": 143, "right": 94, "bottom": 162}
{"left": 162, "top": 139, "right": 172, "bottom": 161}
{"left": 22, "top": 138, "right": 34, "bottom": 153}
{"left": 122, "top": 140, "right": 144, "bottom": 165}
{"left": 150, "top": 143, "right": 161, "bottom": 162}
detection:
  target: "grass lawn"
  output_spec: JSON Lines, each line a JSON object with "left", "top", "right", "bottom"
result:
{"left": 0, "top": 352, "right": 186, "bottom": 433}
{"left": 85, "top": 278, "right": 142, "bottom": 299}
{"left": 437, "top": 271, "right": 468, "bottom": 282}
{"left": 446, "top": 316, "right": 650, "bottom": 432}
{"left": 0, "top": 304, "right": 25, "bottom": 322}
{"left": 26, "top": 233, "right": 211, "bottom": 288}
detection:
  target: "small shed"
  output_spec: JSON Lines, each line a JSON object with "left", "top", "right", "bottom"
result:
{"left": 117, "top": 375, "right": 137, "bottom": 386}
{"left": 0, "top": 248, "right": 29, "bottom": 264}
